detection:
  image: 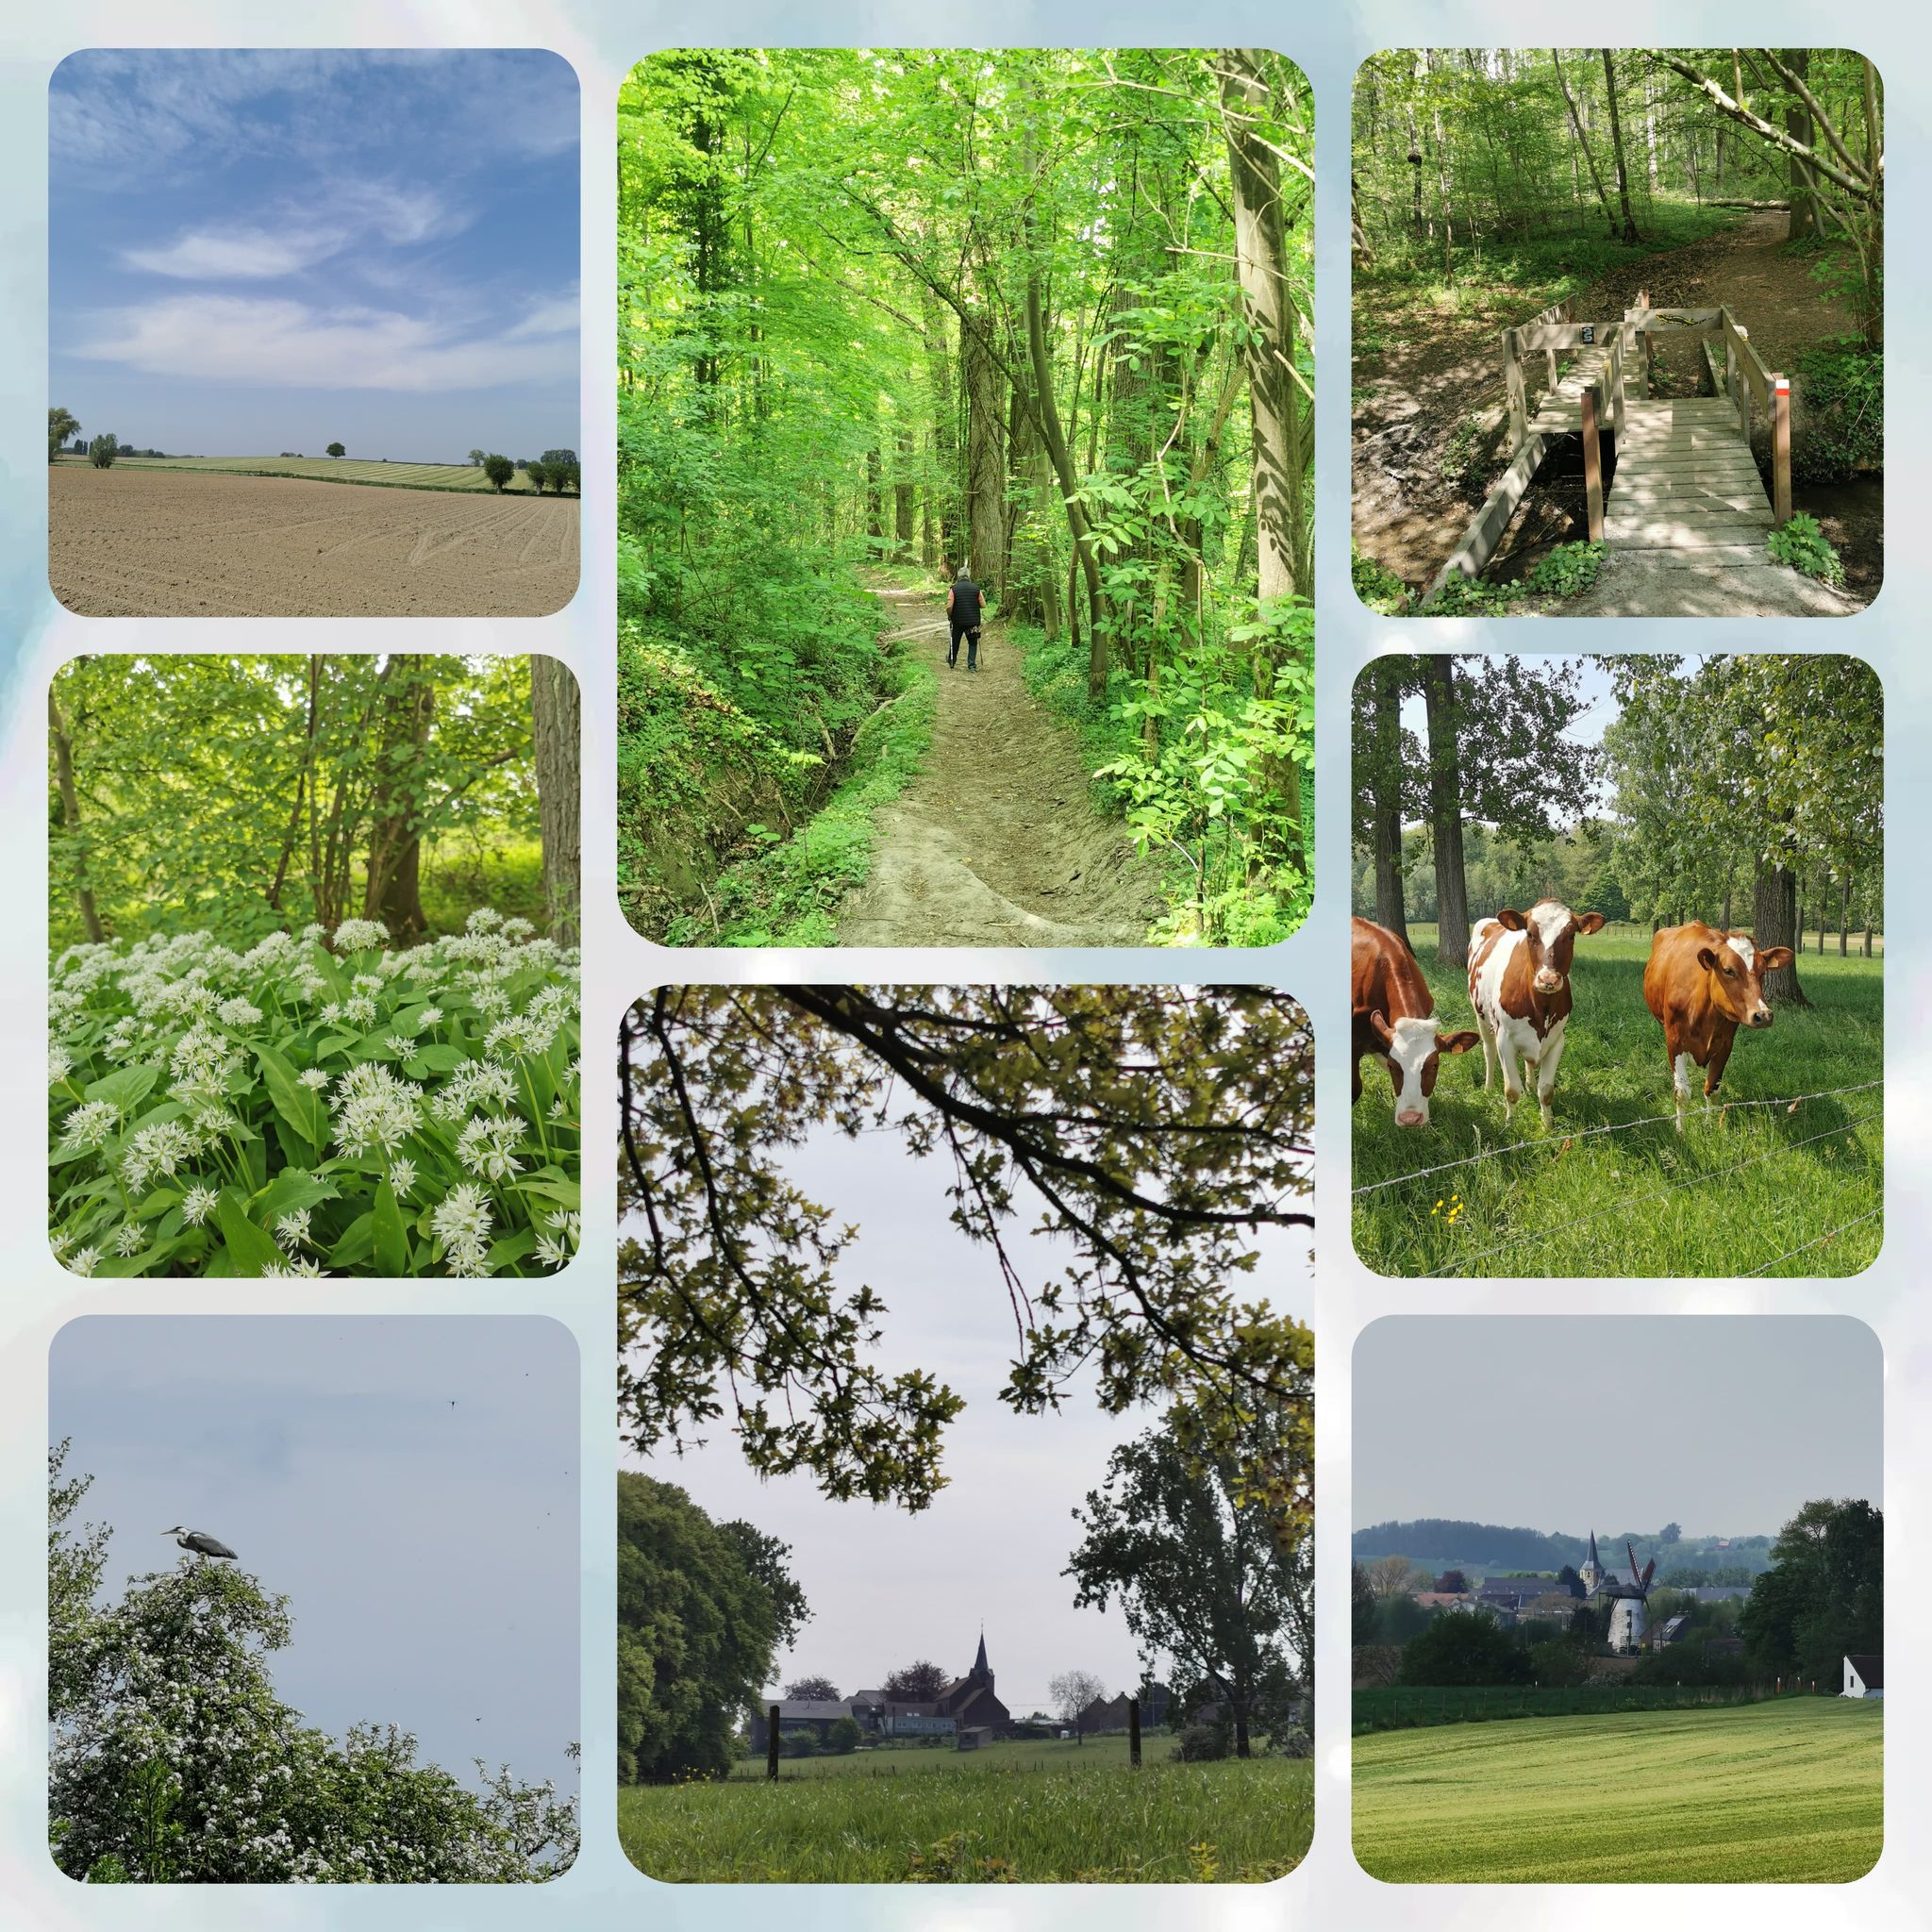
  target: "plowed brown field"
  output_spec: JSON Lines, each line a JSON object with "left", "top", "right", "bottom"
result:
{"left": 50, "top": 467, "right": 578, "bottom": 617}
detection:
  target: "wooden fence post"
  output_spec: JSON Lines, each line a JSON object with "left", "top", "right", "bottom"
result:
{"left": 1581, "top": 382, "right": 1605, "bottom": 543}
{"left": 1773, "top": 375, "right": 1792, "bottom": 523}
{"left": 1608, "top": 327, "right": 1626, "bottom": 436}
{"left": 1505, "top": 328, "right": 1527, "bottom": 450}
{"left": 766, "top": 1704, "right": 780, "bottom": 1781}
{"left": 1129, "top": 1698, "right": 1142, "bottom": 1768}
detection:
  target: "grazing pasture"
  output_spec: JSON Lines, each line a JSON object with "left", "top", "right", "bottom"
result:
{"left": 1352, "top": 924, "right": 1882, "bottom": 1278}
{"left": 619, "top": 1739, "right": 1310, "bottom": 1883}
{"left": 62, "top": 453, "right": 558, "bottom": 493}
{"left": 1353, "top": 1697, "right": 1881, "bottom": 1883}
{"left": 50, "top": 466, "right": 579, "bottom": 617}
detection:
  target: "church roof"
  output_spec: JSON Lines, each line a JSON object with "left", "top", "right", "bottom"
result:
{"left": 974, "top": 1629, "right": 989, "bottom": 1674}
{"left": 1586, "top": 1528, "right": 1602, "bottom": 1566}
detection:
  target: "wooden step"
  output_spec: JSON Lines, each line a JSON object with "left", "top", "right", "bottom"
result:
{"left": 1605, "top": 519, "right": 1774, "bottom": 545}
{"left": 1613, "top": 544, "right": 1773, "bottom": 566}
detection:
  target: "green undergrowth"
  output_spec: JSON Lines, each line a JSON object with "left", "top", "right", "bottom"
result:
{"left": 1421, "top": 541, "right": 1604, "bottom": 616}
{"left": 1767, "top": 512, "right": 1845, "bottom": 587}
{"left": 1009, "top": 620, "right": 1312, "bottom": 947}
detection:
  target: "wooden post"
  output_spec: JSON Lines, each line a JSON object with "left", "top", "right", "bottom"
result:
{"left": 766, "top": 1705, "right": 780, "bottom": 1781}
{"left": 1581, "top": 382, "right": 1605, "bottom": 543}
{"left": 1129, "top": 1697, "right": 1142, "bottom": 1768}
{"left": 1773, "top": 375, "right": 1792, "bottom": 523}
{"left": 1504, "top": 328, "right": 1526, "bottom": 450}
{"left": 1730, "top": 322, "right": 1752, "bottom": 441}
{"left": 1608, "top": 328, "right": 1626, "bottom": 436}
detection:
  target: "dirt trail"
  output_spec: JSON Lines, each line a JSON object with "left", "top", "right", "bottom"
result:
{"left": 1354, "top": 210, "right": 1874, "bottom": 607}
{"left": 835, "top": 589, "right": 1165, "bottom": 948}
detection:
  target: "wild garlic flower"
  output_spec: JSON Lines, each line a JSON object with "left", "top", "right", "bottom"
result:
{"left": 69, "top": 1246, "right": 99, "bottom": 1276}
{"left": 261, "top": 1255, "right": 325, "bottom": 1277}
{"left": 330, "top": 1063, "right": 424, "bottom": 1156}
{"left": 48, "top": 1044, "right": 73, "bottom": 1088}
{"left": 113, "top": 1222, "right": 146, "bottom": 1256}
{"left": 181, "top": 1184, "right": 219, "bottom": 1226}
{"left": 457, "top": 1114, "right": 525, "bottom": 1183}
{"left": 389, "top": 1156, "right": 419, "bottom": 1196}
{"left": 298, "top": 1069, "right": 330, "bottom": 1091}
{"left": 332, "top": 918, "right": 389, "bottom": 952}
{"left": 429, "top": 1183, "right": 493, "bottom": 1276}
{"left": 59, "top": 1099, "right": 120, "bottom": 1152}
{"left": 217, "top": 997, "right": 264, "bottom": 1026}
{"left": 274, "top": 1208, "right": 313, "bottom": 1253}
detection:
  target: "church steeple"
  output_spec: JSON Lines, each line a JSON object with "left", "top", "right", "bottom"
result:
{"left": 973, "top": 1628, "right": 990, "bottom": 1678}
{"left": 1580, "top": 1529, "right": 1603, "bottom": 1594}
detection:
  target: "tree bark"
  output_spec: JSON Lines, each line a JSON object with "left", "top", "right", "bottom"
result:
{"left": 1369, "top": 659, "right": 1408, "bottom": 942}
{"left": 1784, "top": 49, "right": 1816, "bottom": 241}
{"left": 894, "top": 430, "right": 916, "bottom": 560}
{"left": 1222, "top": 48, "right": 1309, "bottom": 841}
{"left": 48, "top": 686, "right": 107, "bottom": 944}
{"left": 363, "top": 666, "right": 434, "bottom": 939}
{"left": 1600, "top": 49, "right": 1641, "bottom": 242}
{"left": 865, "top": 444, "right": 883, "bottom": 547}
{"left": 961, "top": 306, "right": 1007, "bottom": 599}
{"left": 1421, "top": 658, "right": 1471, "bottom": 966}
{"left": 532, "top": 656, "right": 582, "bottom": 946}
{"left": 920, "top": 288, "right": 958, "bottom": 569}
{"left": 1753, "top": 860, "right": 1807, "bottom": 1006}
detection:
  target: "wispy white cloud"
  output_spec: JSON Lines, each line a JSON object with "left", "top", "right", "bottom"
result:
{"left": 73, "top": 295, "right": 576, "bottom": 393}
{"left": 503, "top": 291, "right": 581, "bottom": 341}
{"left": 122, "top": 182, "right": 469, "bottom": 282}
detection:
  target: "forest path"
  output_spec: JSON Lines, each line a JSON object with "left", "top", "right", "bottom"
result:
{"left": 1355, "top": 210, "right": 1867, "bottom": 607}
{"left": 835, "top": 588, "right": 1165, "bottom": 948}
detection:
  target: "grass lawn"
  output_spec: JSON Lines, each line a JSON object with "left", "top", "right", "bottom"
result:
{"left": 1354, "top": 1696, "right": 1882, "bottom": 1883}
{"left": 619, "top": 1736, "right": 1311, "bottom": 1883}
{"left": 60, "top": 454, "right": 556, "bottom": 494}
{"left": 1352, "top": 924, "right": 1883, "bottom": 1278}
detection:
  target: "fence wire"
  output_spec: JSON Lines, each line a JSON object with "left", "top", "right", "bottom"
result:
{"left": 1352, "top": 1078, "right": 1884, "bottom": 1198}
{"left": 1416, "top": 1109, "right": 1884, "bottom": 1278}
{"left": 1740, "top": 1207, "right": 1885, "bottom": 1278}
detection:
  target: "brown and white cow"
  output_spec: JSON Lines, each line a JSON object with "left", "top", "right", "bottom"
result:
{"left": 1642, "top": 923, "right": 1794, "bottom": 1131}
{"left": 1352, "top": 916, "right": 1478, "bottom": 1127}
{"left": 1466, "top": 900, "right": 1607, "bottom": 1129}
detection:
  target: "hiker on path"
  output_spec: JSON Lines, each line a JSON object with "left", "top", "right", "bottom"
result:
{"left": 946, "top": 564, "right": 984, "bottom": 671}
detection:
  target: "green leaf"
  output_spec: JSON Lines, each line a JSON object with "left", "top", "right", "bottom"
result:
{"left": 84, "top": 1063, "right": 159, "bottom": 1114}
{"left": 373, "top": 1178, "right": 409, "bottom": 1278}
{"left": 257, "top": 1046, "right": 328, "bottom": 1157}
{"left": 216, "top": 1190, "right": 286, "bottom": 1277}
{"left": 330, "top": 1212, "right": 376, "bottom": 1270}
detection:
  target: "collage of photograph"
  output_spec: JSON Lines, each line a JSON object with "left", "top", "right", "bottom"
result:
{"left": 2, "top": 20, "right": 1913, "bottom": 1932}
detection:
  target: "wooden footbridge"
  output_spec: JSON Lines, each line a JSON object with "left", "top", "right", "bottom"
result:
{"left": 1426, "top": 292, "right": 1793, "bottom": 604}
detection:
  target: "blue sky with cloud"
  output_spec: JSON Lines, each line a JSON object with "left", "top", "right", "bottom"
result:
{"left": 50, "top": 50, "right": 579, "bottom": 461}
{"left": 49, "top": 1316, "right": 580, "bottom": 1799}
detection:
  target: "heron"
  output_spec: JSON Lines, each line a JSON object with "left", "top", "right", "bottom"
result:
{"left": 161, "top": 1525, "right": 237, "bottom": 1560}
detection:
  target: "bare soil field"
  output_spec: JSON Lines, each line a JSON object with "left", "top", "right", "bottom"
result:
{"left": 51, "top": 467, "right": 578, "bottom": 617}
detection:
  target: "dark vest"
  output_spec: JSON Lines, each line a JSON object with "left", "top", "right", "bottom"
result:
{"left": 951, "top": 578, "right": 983, "bottom": 627}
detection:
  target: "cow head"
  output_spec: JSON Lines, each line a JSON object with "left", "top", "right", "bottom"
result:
{"left": 1495, "top": 901, "right": 1607, "bottom": 995}
{"left": 1369, "top": 1009, "right": 1480, "bottom": 1127}
{"left": 1696, "top": 932, "right": 1793, "bottom": 1028}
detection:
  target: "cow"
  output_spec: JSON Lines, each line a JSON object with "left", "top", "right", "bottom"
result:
{"left": 1352, "top": 915, "right": 1479, "bottom": 1127}
{"left": 1642, "top": 923, "right": 1794, "bottom": 1131}
{"left": 1466, "top": 900, "right": 1607, "bottom": 1129}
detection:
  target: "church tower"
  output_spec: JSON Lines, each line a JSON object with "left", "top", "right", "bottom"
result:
{"left": 1579, "top": 1529, "right": 1603, "bottom": 1596}
{"left": 970, "top": 1627, "right": 992, "bottom": 1689}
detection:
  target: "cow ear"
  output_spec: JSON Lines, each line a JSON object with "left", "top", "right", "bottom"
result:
{"left": 1575, "top": 911, "right": 1607, "bottom": 935}
{"left": 1438, "top": 1029, "right": 1480, "bottom": 1055}
{"left": 1758, "top": 946, "right": 1794, "bottom": 972}
{"left": 1368, "top": 1008, "right": 1394, "bottom": 1048}
{"left": 1696, "top": 946, "right": 1721, "bottom": 973}
{"left": 1496, "top": 908, "right": 1526, "bottom": 930}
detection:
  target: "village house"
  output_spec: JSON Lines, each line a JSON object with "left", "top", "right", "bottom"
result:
{"left": 1842, "top": 1654, "right": 1884, "bottom": 1699}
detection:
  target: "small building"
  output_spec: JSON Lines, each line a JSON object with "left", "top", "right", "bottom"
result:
{"left": 1412, "top": 1591, "right": 1475, "bottom": 1612}
{"left": 1843, "top": 1654, "right": 1884, "bottom": 1700}
{"left": 957, "top": 1725, "right": 994, "bottom": 1751}
{"left": 746, "top": 1699, "right": 855, "bottom": 1751}
{"left": 1649, "top": 1614, "right": 1690, "bottom": 1650}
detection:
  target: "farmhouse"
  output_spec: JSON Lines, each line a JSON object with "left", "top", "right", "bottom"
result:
{"left": 1842, "top": 1653, "right": 1884, "bottom": 1699}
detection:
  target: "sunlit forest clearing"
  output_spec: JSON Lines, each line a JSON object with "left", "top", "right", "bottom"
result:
{"left": 618, "top": 48, "right": 1314, "bottom": 948}
{"left": 1351, "top": 48, "right": 1882, "bottom": 616}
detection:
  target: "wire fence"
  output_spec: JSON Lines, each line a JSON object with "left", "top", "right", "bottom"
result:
{"left": 1351, "top": 1078, "right": 1885, "bottom": 1198}
{"left": 1415, "top": 1108, "right": 1884, "bottom": 1277}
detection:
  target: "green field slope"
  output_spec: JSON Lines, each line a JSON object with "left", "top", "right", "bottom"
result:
{"left": 61, "top": 454, "right": 556, "bottom": 494}
{"left": 619, "top": 1739, "right": 1311, "bottom": 1883}
{"left": 1351, "top": 927, "right": 1883, "bottom": 1278}
{"left": 1354, "top": 1698, "right": 1881, "bottom": 1883}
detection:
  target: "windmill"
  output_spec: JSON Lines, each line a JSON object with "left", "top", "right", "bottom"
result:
{"left": 1595, "top": 1540, "right": 1657, "bottom": 1652}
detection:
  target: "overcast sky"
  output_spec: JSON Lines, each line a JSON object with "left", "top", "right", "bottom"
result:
{"left": 623, "top": 1116, "right": 1313, "bottom": 1719}
{"left": 50, "top": 1317, "right": 579, "bottom": 1798}
{"left": 1353, "top": 1316, "right": 1881, "bottom": 1539}
{"left": 50, "top": 50, "right": 578, "bottom": 460}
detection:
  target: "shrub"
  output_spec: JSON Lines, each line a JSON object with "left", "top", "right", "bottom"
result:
{"left": 1767, "top": 511, "right": 1845, "bottom": 587}
{"left": 781, "top": 1729, "right": 818, "bottom": 1758}
{"left": 1353, "top": 547, "right": 1410, "bottom": 614}
{"left": 483, "top": 453, "right": 515, "bottom": 492}
{"left": 48, "top": 911, "right": 580, "bottom": 1279}
{"left": 1398, "top": 1608, "right": 1531, "bottom": 1687}
{"left": 826, "top": 1716, "right": 864, "bottom": 1755}
{"left": 1174, "top": 1718, "right": 1232, "bottom": 1761}
{"left": 89, "top": 434, "right": 119, "bottom": 470}
{"left": 525, "top": 460, "right": 549, "bottom": 493}
{"left": 1791, "top": 341, "right": 1882, "bottom": 483}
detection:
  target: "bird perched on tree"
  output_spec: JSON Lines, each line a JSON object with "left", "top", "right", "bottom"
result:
{"left": 161, "top": 1525, "right": 237, "bottom": 1560}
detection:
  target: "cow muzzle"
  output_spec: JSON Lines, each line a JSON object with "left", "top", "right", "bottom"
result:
{"left": 1749, "top": 1005, "right": 1773, "bottom": 1028}
{"left": 1395, "top": 1108, "right": 1426, "bottom": 1129}
{"left": 1533, "top": 970, "right": 1563, "bottom": 994}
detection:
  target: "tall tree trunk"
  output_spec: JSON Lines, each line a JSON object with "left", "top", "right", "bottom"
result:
{"left": 920, "top": 289, "right": 958, "bottom": 569}
{"left": 1420, "top": 658, "right": 1471, "bottom": 966}
{"left": 1599, "top": 50, "right": 1641, "bottom": 242}
{"left": 960, "top": 306, "right": 1006, "bottom": 600}
{"left": 1222, "top": 47, "right": 1309, "bottom": 840}
{"left": 1784, "top": 50, "right": 1816, "bottom": 240}
{"left": 1369, "top": 660, "right": 1408, "bottom": 942}
{"left": 48, "top": 687, "right": 107, "bottom": 944}
{"left": 363, "top": 666, "right": 434, "bottom": 940}
{"left": 894, "top": 430, "right": 916, "bottom": 560}
{"left": 865, "top": 445, "right": 883, "bottom": 548}
{"left": 1426, "top": 52, "right": 1455, "bottom": 277}
{"left": 1553, "top": 51, "right": 1618, "bottom": 236}
{"left": 1839, "top": 876, "right": 1851, "bottom": 956}
{"left": 531, "top": 656, "right": 582, "bottom": 946}
{"left": 1753, "top": 858, "right": 1807, "bottom": 1006}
